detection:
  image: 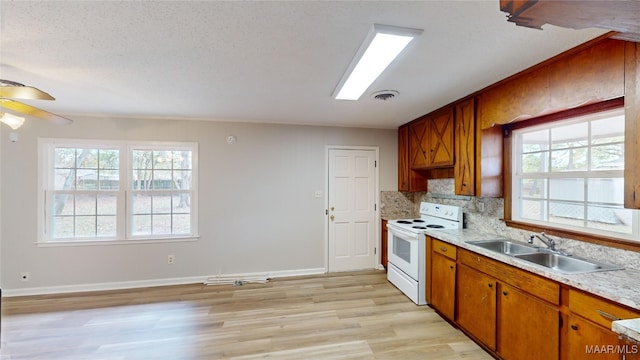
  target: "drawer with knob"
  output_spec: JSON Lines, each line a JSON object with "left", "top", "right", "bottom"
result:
{"left": 432, "top": 238, "right": 457, "bottom": 260}
{"left": 459, "top": 249, "right": 559, "bottom": 305}
{"left": 569, "top": 289, "right": 640, "bottom": 329}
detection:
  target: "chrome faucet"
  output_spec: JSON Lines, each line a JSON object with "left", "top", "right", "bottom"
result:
{"left": 528, "top": 232, "right": 556, "bottom": 251}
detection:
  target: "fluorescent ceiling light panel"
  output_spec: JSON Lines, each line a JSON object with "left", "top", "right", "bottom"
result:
{"left": 333, "top": 24, "right": 423, "bottom": 101}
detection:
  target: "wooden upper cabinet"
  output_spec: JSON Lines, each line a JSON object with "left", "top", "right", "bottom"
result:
{"left": 398, "top": 125, "right": 410, "bottom": 191}
{"left": 548, "top": 40, "right": 625, "bottom": 110}
{"left": 477, "top": 39, "right": 625, "bottom": 129}
{"left": 499, "top": 0, "right": 640, "bottom": 42}
{"left": 454, "top": 97, "right": 502, "bottom": 198}
{"left": 477, "top": 65, "right": 549, "bottom": 129}
{"left": 408, "top": 108, "right": 454, "bottom": 170}
{"left": 427, "top": 108, "right": 454, "bottom": 167}
{"left": 409, "top": 117, "right": 429, "bottom": 169}
{"left": 477, "top": 126, "right": 503, "bottom": 198}
{"left": 625, "top": 42, "right": 640, "bottom": 209}
{"left": 398, "top": 124, "right": 428, "bottom": 192}
{"left": 454, "top": 98, "right": 476, "bottom": 196}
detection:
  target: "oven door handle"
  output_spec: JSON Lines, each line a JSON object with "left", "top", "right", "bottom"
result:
{"left": 388, "top": 225, "right": 420, "bottom": 240}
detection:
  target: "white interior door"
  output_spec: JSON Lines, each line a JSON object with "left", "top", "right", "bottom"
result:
{"left": 328, "top": 148, "right": 377, "bottom": 272}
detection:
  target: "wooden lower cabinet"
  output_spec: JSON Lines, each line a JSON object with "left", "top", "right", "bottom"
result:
{"left": 620, "top": 336, "right": 640, "bottom": 360}
{"left": 436, "top": 244, "right": 640, "bottom": 360}
{"left": 456, "top": 249, "right": 560, "bottom": 359}
{"left": 430, "top": 238, "right": 457, "bottom": 320}
{"left": 567, "top": 315, "right": 620, "bottom": 360}
{"left": 565, "top": 289, "right": 640, "bottom": 360}
{"left": 456, "top": 263, "right": 559, "bottom": 359}
{"left": 381, "top": 219, "right": 387, "bottom": 270}
{"left": 456, "top": 263, "right": 497, "bottom": 350}
{"left": 499, "top": 283, "right": 560, "bottom": 360}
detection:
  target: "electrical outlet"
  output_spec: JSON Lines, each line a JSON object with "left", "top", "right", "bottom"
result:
{"left": 21, "top": 272, "right": 30, "bottom": 282}
{"left": 168, "top": 255, "right": 175, "bottom": 264}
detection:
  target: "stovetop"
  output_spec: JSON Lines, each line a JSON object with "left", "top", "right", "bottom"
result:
{"left": 395, "top": 219, "right": 446, "bottom": 230}
{"left": 388, "top": 202, "right": 463, "bottom": 232}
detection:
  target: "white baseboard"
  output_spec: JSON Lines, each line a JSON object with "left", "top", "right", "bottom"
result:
{"left": 3, "top": 276, "right": 206, "bottom": 297}
{"left": 2, "top": 268, "right": 327, "bottom": 297}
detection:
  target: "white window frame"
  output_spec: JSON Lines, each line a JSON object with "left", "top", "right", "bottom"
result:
{"left": 37, "top": 138, "right": 199, "bottom": 245}
{"left": 511, "top": 108, "right": 640, "bottom": 242}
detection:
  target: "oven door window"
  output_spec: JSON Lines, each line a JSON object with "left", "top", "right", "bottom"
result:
{"left": 393, "top": 235, "right": 412, "bottom": 263}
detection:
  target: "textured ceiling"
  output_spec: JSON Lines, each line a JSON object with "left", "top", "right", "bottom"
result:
{"left": 0, "top": 1, "right": 607, "bottom": 129}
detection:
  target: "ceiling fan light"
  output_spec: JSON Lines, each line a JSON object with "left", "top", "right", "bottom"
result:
{"left": 0, "top": 112, "right": 26, "bottom": 130}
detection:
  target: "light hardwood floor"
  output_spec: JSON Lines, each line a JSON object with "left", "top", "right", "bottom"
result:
{"left": 0, "top": 270, "right": 493, "bottom": 359}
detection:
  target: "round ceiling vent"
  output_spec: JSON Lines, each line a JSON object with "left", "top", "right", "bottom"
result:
{"left": 371, "top": 90, "right": 399, "bottom": 101}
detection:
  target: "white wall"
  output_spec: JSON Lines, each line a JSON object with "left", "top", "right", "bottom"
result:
{"left": 0, "top": 116, "right": 397, "bottom": 294}
{"left": 0, "top": 125, "right": 3, "bottom": 290}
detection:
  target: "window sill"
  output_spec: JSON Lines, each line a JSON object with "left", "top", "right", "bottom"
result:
{"left": 504, "top": 219, "right": 640, "bottom": 252}
{"left": 36, "top": 236, "right": 200, "bottom": 247}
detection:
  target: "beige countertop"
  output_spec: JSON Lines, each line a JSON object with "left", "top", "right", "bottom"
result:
{"left": 424, "top": 228, "right": 640, "bottom": 312}
{"left": 613, "top": 318, "right": 640, "bottom": 343}
{"left": 425, "top": 228, "right": 640, "bottom": 341}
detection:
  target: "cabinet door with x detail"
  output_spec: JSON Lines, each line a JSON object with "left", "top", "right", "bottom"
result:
{"left": 427, "top": 108, "right": 454, "bottom": 167}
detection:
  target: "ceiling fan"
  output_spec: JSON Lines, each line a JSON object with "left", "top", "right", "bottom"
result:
{"left": 0, "top": 79, "right": 73, "bottom": 129}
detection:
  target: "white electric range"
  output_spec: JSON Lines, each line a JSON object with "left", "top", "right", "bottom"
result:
{"left": 386, "top": 202, "right": 463, "bottom": 305}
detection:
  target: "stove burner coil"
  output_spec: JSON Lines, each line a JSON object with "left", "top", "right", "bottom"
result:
{"left": 412, "top": 226, "right": 427, "bottom": 229}
{"left": 426, "top": 224, "right": 445, "bottom": 229}
{"left": 397, "top": 220, "right": 412, "bottom": 224}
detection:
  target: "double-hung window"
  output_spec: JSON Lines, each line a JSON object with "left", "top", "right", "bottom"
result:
{"left": 511, "top": 108, "right": 640, "bottom": 241}
{"left": 39, "top": 139, "right": 198, "bottom": 243}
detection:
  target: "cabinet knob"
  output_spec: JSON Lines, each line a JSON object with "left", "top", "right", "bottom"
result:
{"left": 440, "top": 247, "right": 447, "bottom": 252}
{"left": 449, "top": 265, "right": 454, "bottom": 270}
{"left": 502, "top": 291, "right": 508, "bottom": 296}
{"left": 488, "top": 283, "right": 493, "bottom": 288}
{"left": 571, "top": 324, "right": 578, "bottom": 331}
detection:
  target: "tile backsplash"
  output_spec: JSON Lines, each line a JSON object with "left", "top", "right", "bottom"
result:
{"left": 382, "top": 178, "right": 640, "bottom": 271}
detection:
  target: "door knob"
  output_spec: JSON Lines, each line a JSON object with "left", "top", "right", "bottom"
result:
{"left": 330, "top": 206, "right": 335, "bottom": 211}
{"left": 330, "top": 215, "right": 335, "bottom": 221}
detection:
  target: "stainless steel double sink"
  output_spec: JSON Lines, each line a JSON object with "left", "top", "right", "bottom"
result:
{"left": 466, "top": 240, "right": 623, "bottom": 274}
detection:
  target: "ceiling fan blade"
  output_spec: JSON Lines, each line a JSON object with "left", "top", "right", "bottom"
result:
{"left": 0, "top": 85, "right": 55, "bottom": 100}
{"left": 0, "top": 99, "right": 73, "bottom": 125}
